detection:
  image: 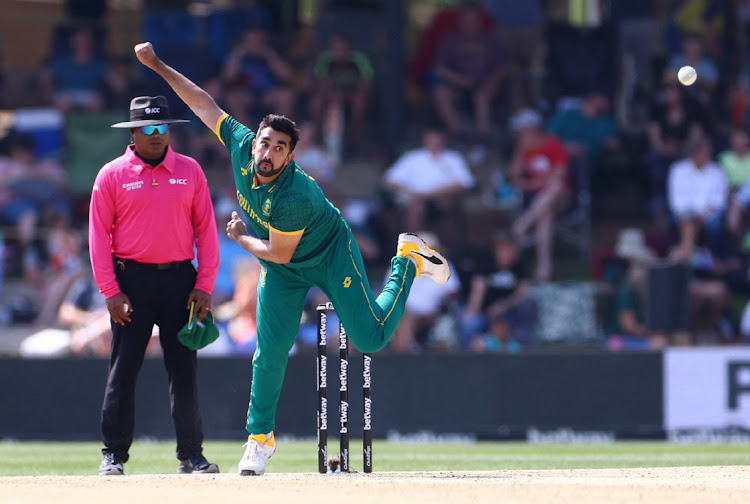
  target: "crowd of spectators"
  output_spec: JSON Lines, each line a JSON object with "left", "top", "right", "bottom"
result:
{"left": 5, "top": 0, "right": 750, "bottom": 357}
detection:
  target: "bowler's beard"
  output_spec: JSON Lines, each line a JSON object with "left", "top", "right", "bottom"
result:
{"left": 255, "top": 157, "right": 285, "bottom": 178}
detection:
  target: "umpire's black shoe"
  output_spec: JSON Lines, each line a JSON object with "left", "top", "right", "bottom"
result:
{"left": 177, "top": 452, "right": 220, "bottom": 474}
{"left": 99, "top": 452, "right": 124, "bottom": 476}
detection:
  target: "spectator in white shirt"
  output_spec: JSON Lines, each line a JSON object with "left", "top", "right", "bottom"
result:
{"left": 384, "top": 126, "right": 475, "bottom": 233}
{"left": 668, "top": 135, "right": 728, "bottom": 260}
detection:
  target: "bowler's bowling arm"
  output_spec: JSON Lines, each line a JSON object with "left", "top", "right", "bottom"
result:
{"left": 134, "top": 42, "right": 224, "bottom": 133}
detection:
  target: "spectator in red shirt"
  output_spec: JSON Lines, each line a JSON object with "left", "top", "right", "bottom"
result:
{"left": 509, "top": 109, "right": 570, "bottom": 281}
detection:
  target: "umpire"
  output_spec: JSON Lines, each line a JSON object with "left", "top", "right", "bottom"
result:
{"left": 89, "top": 96, "right": 220, "bottom": 475}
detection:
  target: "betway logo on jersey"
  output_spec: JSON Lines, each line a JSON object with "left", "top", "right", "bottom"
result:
{"left": 169, "top": 178, "right": 187, "bottom": 185}
{"left": 122, "top": 181, "right": 144, "bottom": 191}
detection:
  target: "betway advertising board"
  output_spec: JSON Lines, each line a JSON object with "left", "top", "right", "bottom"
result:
{"left": 664, "top": 348, "right": 750, "bottom": 431}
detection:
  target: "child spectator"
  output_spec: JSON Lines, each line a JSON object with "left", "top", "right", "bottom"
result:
{"left": 470, "top": 315, "right": 522, "bottom": 354}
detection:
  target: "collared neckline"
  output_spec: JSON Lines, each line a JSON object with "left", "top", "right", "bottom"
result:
{"left": 124, "top": 144, "right": 177, "bottom": 175}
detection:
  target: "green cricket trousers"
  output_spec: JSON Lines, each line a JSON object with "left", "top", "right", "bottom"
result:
{"left": 246, "top": 226, "right": 416, "bottom": 435}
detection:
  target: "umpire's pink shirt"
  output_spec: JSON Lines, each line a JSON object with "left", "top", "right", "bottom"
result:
{"left": 89, "top": 145, "right": 219, "bottom": 298}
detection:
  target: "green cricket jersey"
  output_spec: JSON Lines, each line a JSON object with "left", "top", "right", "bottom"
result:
{"left": 216, "top": 113, "right": 345, "bottom": 268}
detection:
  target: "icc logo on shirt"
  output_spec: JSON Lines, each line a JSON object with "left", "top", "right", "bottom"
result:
{"left": 169, "top": 179, "right": 188, "bottom": 185}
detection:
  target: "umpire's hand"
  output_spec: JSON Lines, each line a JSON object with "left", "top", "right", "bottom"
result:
{"left": 188, "top": 289, "right": 212, "bottom": 322}
{"left": 106, "top": 292, "right": 133, "bottom": 326}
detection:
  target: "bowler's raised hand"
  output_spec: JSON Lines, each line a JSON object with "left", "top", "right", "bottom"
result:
{"left": 134, "top": 42, "right": 159, "bottom": 69}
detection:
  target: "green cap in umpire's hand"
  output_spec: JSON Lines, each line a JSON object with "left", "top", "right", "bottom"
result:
{"left": 178, "top": 311, "right": 220, "bottom": 350}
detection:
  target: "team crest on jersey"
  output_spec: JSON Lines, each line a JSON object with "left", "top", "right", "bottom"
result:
{"left": 262, "top": 198, "right": 272, "bottom": 217}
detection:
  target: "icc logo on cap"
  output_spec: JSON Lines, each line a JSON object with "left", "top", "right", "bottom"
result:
{"left": 145, "top": 107, "right": 161, "bottom": 114}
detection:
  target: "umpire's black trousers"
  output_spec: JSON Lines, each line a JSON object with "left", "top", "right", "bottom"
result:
{"left": 101, "top": 259, "right": 203, "bottom": 462}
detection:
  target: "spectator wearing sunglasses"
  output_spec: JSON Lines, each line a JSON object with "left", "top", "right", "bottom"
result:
{"left": 88, "top": 96, "right": 220, "bottom": 476}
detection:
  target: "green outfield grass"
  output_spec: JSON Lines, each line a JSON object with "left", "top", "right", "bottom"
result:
{"left": 1, "top": 441, "right": 749, "bottom": 476}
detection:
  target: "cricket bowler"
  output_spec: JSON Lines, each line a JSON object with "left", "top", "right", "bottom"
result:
{"left": 134, "top": 41, "right": 450, "bottom": 476}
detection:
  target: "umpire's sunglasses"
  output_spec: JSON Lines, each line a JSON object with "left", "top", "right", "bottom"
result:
{"left": 140, "top": 124, "right": 168, "bottom": 135}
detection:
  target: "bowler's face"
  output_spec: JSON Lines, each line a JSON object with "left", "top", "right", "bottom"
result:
{"left": 252, "top": 127, "right": 294, "bottom": 179}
